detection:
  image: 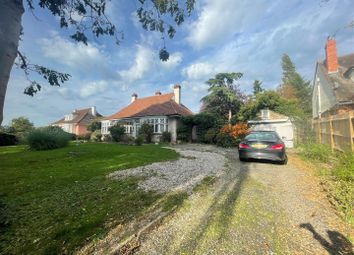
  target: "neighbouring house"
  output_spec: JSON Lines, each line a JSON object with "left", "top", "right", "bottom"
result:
{"left": 52, "top": 107, "right": 102, "bottom": 136}
{"left": 312, "top": 38, "right": 354, "bottom": 118}
{"left": 248, "top": 109, "right": 295, "bottom": 148}
{"left": 101, "top": 85, "right": 193, "bottom": 143}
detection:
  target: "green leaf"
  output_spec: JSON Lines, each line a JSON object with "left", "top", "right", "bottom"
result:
{"left": 159, "top": 48, "right": 170, "bottom": 61}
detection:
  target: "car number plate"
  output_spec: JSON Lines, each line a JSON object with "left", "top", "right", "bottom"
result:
{"left": 252, "top": 143, "right": 267, "bottom": 149}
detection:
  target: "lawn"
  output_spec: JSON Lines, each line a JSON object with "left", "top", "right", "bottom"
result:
{"left": 0, "top": 143, "right": 178, "bottom": 254}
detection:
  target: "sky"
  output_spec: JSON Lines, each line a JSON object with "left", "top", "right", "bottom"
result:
{"left": 3, "top": 0, "right": 354, "bottom": 126}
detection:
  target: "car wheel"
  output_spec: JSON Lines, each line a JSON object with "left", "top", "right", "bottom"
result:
{"left": 280, "top": 156, "right": 288, "bottom": 165}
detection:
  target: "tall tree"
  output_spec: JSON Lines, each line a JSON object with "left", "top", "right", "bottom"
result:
{"left": 0, "top": 0, "right": 195, "bottom": 124}
{"left": 201, "top": 72, "right": 245, "bottom": 122}
{"left": 253, "top": 80, "right": 264, "bottom": 95}
{"left": 280, "top": 54, "right": 312, "bottom": 116}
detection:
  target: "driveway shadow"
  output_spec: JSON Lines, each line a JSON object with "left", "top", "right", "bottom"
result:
{"left": 172, "top": 152, "right": 250, "bottom": 253}
{"left": 243, "top": 158, "right": 286, "bottom": 165}
{"left": 300, "top": 223, "right": 354, "bottom": 255}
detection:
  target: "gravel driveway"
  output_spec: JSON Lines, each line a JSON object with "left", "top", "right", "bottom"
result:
{"left": 136, "top": 144, "right": 354, "bottom": 255}
{"left": 109, "top": 146, "right": 226, "bottom": 193}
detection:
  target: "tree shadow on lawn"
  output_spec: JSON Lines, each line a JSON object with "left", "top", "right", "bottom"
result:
{"left": 300, "top": 223, "right": 354, "bottom": 255}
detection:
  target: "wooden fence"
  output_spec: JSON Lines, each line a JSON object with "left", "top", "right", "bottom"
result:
{"left": 312, "top": 111, "right": 354, "bottom": 152}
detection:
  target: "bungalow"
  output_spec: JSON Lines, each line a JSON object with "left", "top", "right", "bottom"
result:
{"left": 312, "top": 38, "right": 354, "bottom": 118}
{"left": 101, "top": 85, "right": 193, "bottom": 143}
{"left": 52, "top": 106, "right": 102, "bottom": 136}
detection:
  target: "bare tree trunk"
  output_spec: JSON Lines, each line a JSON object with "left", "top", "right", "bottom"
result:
{"left": 0, "top": 0, "right": 24, "bottom": 125}
{"left": 228, "top": 109, "right": 232, "bottom": 124}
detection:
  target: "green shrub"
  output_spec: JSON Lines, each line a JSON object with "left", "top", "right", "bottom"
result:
{"left": 299, "top": 143, "right": 354, "bottom": 224}
{"left": 299, "top": 142, "right": 332, "bottom": 163}
{"left": 0, "top": 132, "right": 18, "bottom": 146}
{"left": 87, "top": 121, "right": 101, "bottom": 132}
{"left": 177, "top": 125, "right": 190, "bottom": 142}
{"left": 109, "top": 124, "right": 126, "bottom": 142}
{"left": 121, "top": 135, "right": 135, "bottom": 145}
{"left": 139, "top": 123, "right": 153, "bottom": 143}
{"left": 135, "top": 135, "right": 144, "bottom": 146}
{"left": 204, "top": 129, "right": 218, "bottom": 144}
{"left": 26, "top": 127, "right": 71, "bottom": 150}
{"left": 161, "top": 131, "right": 171, "bottom": 143}
{"left": 334, "top": 152, "right": 354, "bottom": 181}
{"left": 216, "top": 133, "right": 235, "bottom": 147}
{"left": 194, "top": 113, "right": 222, "bottom": 143}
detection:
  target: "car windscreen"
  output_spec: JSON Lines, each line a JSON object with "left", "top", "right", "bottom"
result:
{"left": 245, "top": 132, "right": 279, "bottom": 141}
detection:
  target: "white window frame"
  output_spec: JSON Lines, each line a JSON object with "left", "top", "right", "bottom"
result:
{"left": 141, "top": 116, "right": 168, "bottom": 134}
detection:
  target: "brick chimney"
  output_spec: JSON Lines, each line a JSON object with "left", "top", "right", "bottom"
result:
{"left": 173, "top": 84, "right": 181, "bottom": 104}
{"left": 155, "top": 91, "right": 162, "bottom": 96}
{"left": 325, "top": 38, "right": 339, "bottom": 74}
{"left": 131, "top": 93, "right": 138, "bottom": 103}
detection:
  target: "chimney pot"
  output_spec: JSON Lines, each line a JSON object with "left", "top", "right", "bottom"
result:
{"left": 325, "top": 38, "right": 339, "bottom": 74}
{"left": 155, "top": 91, "right": 162, "bottom": 96}
{"left": 131, "top": 93, "right": 138, "bottom": 103}
{"left": 173, "top": 84, "right": 181, "bottom": 104}
{"left": 91, "top": 106, "right": 96, "bottom": 116}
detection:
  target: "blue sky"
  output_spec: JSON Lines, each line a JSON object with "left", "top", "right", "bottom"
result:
{"left": 3, "top": 0, "right": 354, "bottom": 126}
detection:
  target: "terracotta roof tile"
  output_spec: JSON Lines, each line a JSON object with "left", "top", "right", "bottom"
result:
{"left": 106, "top": 93, "right": 193, "bottom": 120}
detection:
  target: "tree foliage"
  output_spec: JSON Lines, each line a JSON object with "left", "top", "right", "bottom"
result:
{"left": 279, "top": 54, "right": 312, "bottom": 116}
{"left": 201, "top": 73, "right": 246, "bottom": 120}
{"left": 87, "top": 121, "right": 101, "bottom": 132}
{"left": 109, "top": 124, "right": 125, "bottom": 142}
{"left": 139, "top": 123, "right": 154, "bottom": 143}
{"left": 10, "top": 116, "right": 35, "bottom": 137}
{"left": 0, "top": 0, "right": 196, "bottom": 124}
{"left": 253, "top": 80, "right": 264, "bottom": 95}
{"left": 24, "top": 0, "right": 195, "bottom": 60}
{"left": 235, "top": 90, "right": 303, "bottom": 122}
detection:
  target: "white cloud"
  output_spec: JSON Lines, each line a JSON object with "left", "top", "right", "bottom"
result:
{"left": 187, "top": 0, "right": 268, "bottom": 49}
{"left": 79, "top": 80, "right": 108, "bottom": 98}
{"left": 160, "top": 52, "right": 183, "bottom": 69}
{"left": 38, "top": 31, "right": 110, "bottom": 74}
{"left": 119, "top": 45, "right": 155, "bottom": 83}
{"left": 182, "top": 62, "right": 214, "bottom": 80}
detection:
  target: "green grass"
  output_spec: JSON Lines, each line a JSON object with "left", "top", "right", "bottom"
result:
{"left": 298, "top": 143, "right": 354, "bottom": 225}
{"left": 162, "top": 192, "right": 189, "bottom": 212}
{"left": 0, "top": 143, "right": 178, "bottom": 254}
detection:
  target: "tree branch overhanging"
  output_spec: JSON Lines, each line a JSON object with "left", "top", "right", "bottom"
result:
{"left": 16, "top": 51, "right": 71, "bottom": 96}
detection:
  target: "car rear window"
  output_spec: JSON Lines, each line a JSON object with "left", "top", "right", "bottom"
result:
{"left": 245, "top": 132, "right": 279, "bottom": 141}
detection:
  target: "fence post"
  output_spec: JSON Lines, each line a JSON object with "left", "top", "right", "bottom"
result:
{"left": 329, "top": 116, "right": 334, "bottom": 151}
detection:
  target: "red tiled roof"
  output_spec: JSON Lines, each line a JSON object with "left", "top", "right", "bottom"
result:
{"left": 106, "top": 93, "right": 193, "bottom": 120}
{"left": 52, "top": 108, "right": 102, "bottom": 125}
